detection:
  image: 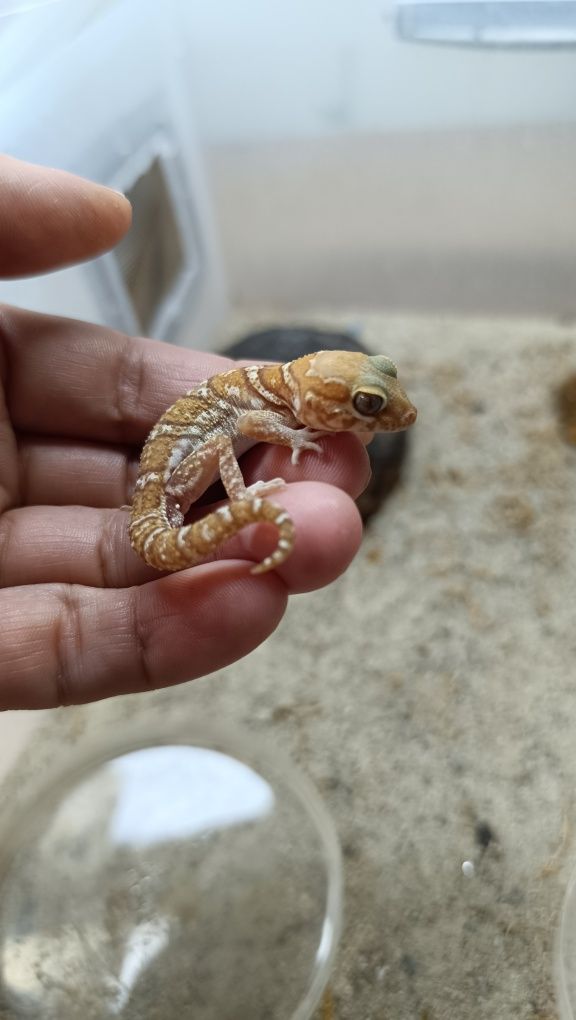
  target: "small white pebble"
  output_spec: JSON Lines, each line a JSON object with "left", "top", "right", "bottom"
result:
{"left": 462, "top": 860, "right": 475, "bottom": 878}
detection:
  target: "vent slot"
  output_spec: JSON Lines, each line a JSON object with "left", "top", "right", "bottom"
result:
{"left": 113, "top": 156, "right": 186, "bottom": 335}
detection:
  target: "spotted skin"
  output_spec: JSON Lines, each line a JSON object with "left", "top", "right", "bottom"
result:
{"left": 129, "top": 350, "right": 417, "bottom": 574}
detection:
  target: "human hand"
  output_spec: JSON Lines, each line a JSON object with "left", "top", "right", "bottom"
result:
{"left": 0, "top": 155, "right": 370, "bottom": 709}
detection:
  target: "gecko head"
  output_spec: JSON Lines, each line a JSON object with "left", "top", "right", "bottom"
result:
{"left": 293, "top": 350, "right": 417, "bottom": 433}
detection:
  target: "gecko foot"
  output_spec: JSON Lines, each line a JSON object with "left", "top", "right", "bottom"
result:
{"left": 290, "top": 431, "right": 325, "bottom": 466}
{"left": 245, "top": 477, "right": 286, "bottom": 498}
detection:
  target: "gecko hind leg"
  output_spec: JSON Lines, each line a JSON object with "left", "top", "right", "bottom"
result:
{"left": 217, "top": 437, "right": 285, "bottom": 502}
{"left": 166, "top": 434, "right": 231, "bottom": 516}
{"left": 166, "top": 498, "right": 185, "bottom": 528}
{"left": 166, "top": 434, "right": 285, "bottom": 515}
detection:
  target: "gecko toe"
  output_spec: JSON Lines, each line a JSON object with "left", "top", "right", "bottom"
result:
{"left": 291, "top": 442, "right": 323, "bottom": 465}
{"left": 246, "top": 477, "right": 286, "bottom": 497}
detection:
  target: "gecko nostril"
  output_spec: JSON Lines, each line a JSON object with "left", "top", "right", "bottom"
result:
{"left": 403, "top": 407, "right": 417, "bottom": 426}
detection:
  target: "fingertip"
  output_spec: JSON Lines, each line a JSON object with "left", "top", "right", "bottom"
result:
{"left": 243, "top": 432, "right": 372, "bottom": 501}
{"left": 279, "top": 482, "right": 363, "bottom": 592}
{"left": 225, "top": 482, "right": 364, "bottom": 593}
{"left": 93, "top": 185, "right": 132, "bottom": 246}
{"left": 0, "top": 156, "right": 133, "bottom": 277}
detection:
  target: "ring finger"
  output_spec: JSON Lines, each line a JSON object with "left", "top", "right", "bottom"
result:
{"left": 0, "top": 481, "right": 363, "bottom": 594}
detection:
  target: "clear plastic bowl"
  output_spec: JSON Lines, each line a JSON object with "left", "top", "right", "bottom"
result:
{"left": 556, "top": 860, "right": 576, "bottom": 1019}
{"left": 0, "top": 717, "right": 342, "bottom": 1020}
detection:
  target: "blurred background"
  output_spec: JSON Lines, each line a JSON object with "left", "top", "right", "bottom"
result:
{"left": 1, "top": 0, "right": 575, "bottom": 339}
{"left": 2, "top": 4, "right": 576, "bottom": 1018}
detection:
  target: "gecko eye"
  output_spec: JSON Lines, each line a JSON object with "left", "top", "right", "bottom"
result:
{"left": 352, "top": 391, "right": 386, "bottom": 417}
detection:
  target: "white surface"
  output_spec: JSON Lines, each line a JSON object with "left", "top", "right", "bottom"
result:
{"left": 0, "top": 713, "right": 45, "bottom": 784}
{"left": 0, "top": 0, "right": 226, "bottom": 347}
{"left": 208, "top": 127, "right": 576, "bottom": 318}
{"left": 181, "top": 0, "right": 576, "bottom": 142}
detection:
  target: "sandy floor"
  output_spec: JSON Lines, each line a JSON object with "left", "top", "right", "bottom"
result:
{"left": 1, "top": 311, "right": 576, "bottom": 1019}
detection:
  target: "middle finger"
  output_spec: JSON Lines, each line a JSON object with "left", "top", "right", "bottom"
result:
{"left": 18, "top": 432, "right": 371, "bottom": 509}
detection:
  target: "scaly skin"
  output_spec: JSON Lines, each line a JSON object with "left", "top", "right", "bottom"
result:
{"left": 129, "top": 350, "right": 417, "bottom": 574}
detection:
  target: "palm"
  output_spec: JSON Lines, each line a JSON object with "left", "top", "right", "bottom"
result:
{"left": 0, "top": 157, "right": 368, "bottom": 710}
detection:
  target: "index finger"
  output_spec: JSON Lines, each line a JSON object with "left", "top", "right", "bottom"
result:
{"left": 0, "top": 154, "right": 132, "bottom": 277}
{"left": 0, "top": 154, "right": 239, "bottom": 442}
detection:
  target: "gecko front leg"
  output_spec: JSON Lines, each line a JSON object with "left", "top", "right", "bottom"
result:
{"left": 238, "top": 410, "right": 327, "bottom": 465}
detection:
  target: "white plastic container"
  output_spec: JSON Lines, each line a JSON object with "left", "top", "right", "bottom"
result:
{"left": 0, "top": 0, "right": 226, "bottom": 346}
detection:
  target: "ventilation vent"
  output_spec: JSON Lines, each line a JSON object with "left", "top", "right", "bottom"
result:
{"left": 113, "top": 156, "right": 188, "bottom": 336}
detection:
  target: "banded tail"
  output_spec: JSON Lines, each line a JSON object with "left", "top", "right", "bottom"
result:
{"left": 129, "top": 498, "right": 295, "bottom": 575}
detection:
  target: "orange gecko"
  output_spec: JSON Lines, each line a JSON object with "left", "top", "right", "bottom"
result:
{"left": 129, "top": 350, "right": 417, "bottom": 574}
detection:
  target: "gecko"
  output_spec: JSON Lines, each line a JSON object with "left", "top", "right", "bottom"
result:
{"left": 129, "top": 350, "right": 417, "bottom": 575}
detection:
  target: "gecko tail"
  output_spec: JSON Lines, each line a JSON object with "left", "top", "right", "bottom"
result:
{"left": 129, "top": 499, "right": 295, "bottom": 574}
{"left": 248, "top": 500, "right": 296, "bottom": 574}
